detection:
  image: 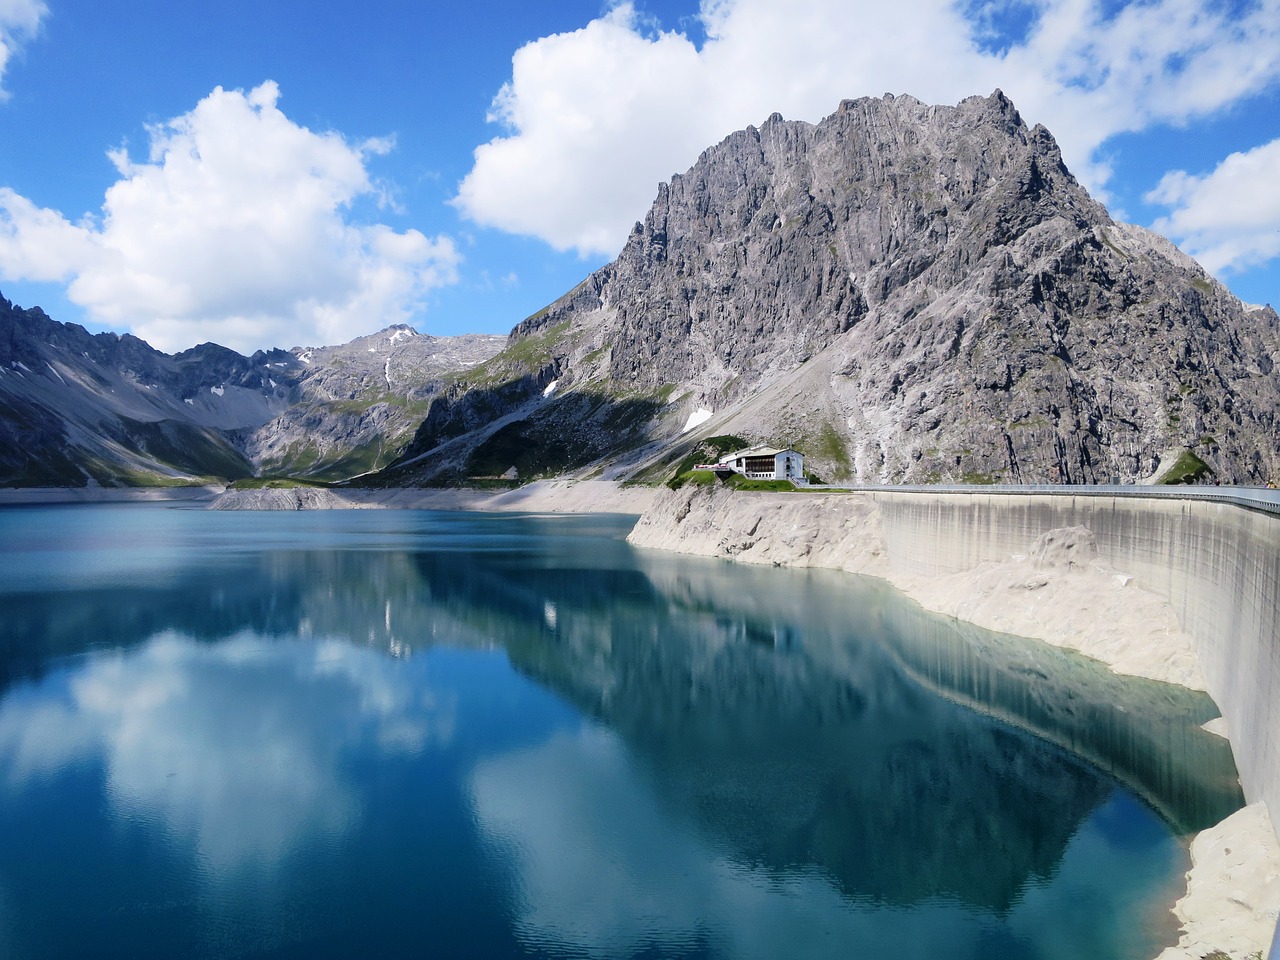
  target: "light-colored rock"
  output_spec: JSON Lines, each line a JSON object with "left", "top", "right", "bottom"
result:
{"left": 1156, "top": 802, "right": 1280, "bottom": 960}
{"left": 208, "top": 479, "right": 656, "bottom": 515}
{"left": 628, "top": 483, "right": 1203, "bottom": 688}
{"left": 457, "top": 91, "right": 1280, "bottom": 490}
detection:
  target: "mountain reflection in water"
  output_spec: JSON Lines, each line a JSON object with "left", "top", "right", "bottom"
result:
{"left": 0, "top": 505, "right": 1242, "bottom": 960}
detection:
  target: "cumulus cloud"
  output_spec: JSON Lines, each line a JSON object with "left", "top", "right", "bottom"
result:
{"left": 1146, "top": 139, "right": 1280, "bottom": 275}
{"left": 0, "top": 81, "right": 459, "bottom": 353}
{"left": 0, "top": 0, "right": 45, "bottom": 99}
{"left": 455, "top": 0, "right": 1280, "bottom": 258}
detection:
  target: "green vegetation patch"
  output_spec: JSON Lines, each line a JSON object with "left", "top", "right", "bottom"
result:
{"left": 466, "top": 391, "right": 662, "bottom": 481}
{"left": 456, "top": 320, "right": 569, "bottom": 390}
{"left": 668, "top": 434, "right": 747, "bottom": 475}
{"left": 666, "top": 469, "right": 719, "bottom": 490}
{"left": 666, "top": 468, "right": 800, "bottom": 493}
{"left": 229, "top": 476, "right": 334, "bottom": 490}
{"left": 795, "top": 421, "right": 850, "bottom": 481}
{"left": 504, "top": 319, "right": 571, "bottom": 366}
{"left": 120, "top": 417, "right": 254, "bottom": 481}
{"left": 304, "top": 441, "right": 391, "bottom": 482}
{"left": 1155, "top": 448, "right": 1214, "bottom": 485}
{"left": 724, "top": 474, "right": 797, "bottom": 492}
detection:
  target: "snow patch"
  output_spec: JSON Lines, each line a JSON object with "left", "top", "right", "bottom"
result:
{"left": 384, "top": 358, "right": 392, "bottom": 388}
{"left": 388, "top": 328, "right": 414, "bottom": 345}
{"left": 682, "top": 408, "right": 714, "bottom": 433}
{"left": 269, "top": 379, "right": 276, "bottom": 388}
{"left": 210, "top": 385, "right": 224, "bottom": 397}
{"left": 46, "top": 363, "right": 66, "bottom": 384}
{"left": 367, "top": 347, "right": 377, "bottom": 353}
{"left": 298, "top": 352, "right": 312, "bottom": 365}
{"left": 542, "top": 379, "right": 559, "bottom": 398}
{"left": 13, "top": 360, "right": 30, "bottom": 373}
{"left": 184, "top": 398, "right": 194, "bottom": 405}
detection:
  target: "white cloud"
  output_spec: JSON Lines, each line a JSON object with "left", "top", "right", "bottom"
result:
{"left": 454, "top": 5, "right": 708, "bottom": 255}
{"left": 1146, "top": 139, "right": 1280, "bottom": 274}
{"left": 0, "top": 0, "right": 45, "bottom": 99}
{"left": 455, "top": 0, "right": 1280, "bottom": 258}
{"left": 0, "top": 81, "right": 460, "bottom": 353}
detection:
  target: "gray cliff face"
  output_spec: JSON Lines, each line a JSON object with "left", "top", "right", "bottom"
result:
{"left": 0, "top": 297, "right": 503, "bottom": 485}
{"left": 487, "top": 91, "right": 1280, "bottom": 485}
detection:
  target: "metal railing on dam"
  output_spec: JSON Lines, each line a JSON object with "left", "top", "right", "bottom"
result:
{"left": 807, "top": 480, "right": 1280, "bottom": 516}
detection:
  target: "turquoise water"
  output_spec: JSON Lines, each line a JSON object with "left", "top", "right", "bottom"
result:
{"left": 0, "top": 504, "right": 1242, "bottom": 959}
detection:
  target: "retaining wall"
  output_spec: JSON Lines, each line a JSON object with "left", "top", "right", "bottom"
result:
{"left": 871, "top": 491, "right": 1280, "bottom": 819}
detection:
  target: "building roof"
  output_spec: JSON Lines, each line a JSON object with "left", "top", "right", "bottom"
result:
{"left": 718, "top": 445, "right": 800, "bottom": 463}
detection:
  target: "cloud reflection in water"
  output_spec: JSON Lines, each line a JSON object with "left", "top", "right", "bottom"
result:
{"left": 0, "top": 630, "right": 454, "bottom": 880}
{"left": 469, "top": 722, "right": 1182, "bottom": 960}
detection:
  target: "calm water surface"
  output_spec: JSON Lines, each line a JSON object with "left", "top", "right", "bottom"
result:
{"left": 0, "top": 504, "right": 1243, "bottom": 959}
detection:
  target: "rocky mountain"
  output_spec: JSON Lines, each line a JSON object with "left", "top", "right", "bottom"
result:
{"left": 0, "top": 296, "right": 503, "bottom": 486}
{"left": 239, "top": 325, "right": 505, "bottom": 480}
{"left": 377, "top": 91, "right": 1280, "bottom": 487}
{"left": 5, "top": 89, "right": 1277, "bottom": 489}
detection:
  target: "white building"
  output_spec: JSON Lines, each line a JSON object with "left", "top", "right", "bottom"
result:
{"left": 713, "top": 446, "right": 805, "bottom": 482}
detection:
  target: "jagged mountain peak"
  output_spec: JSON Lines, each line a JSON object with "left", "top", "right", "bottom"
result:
{"left": 4, "top": 89, "right": 1278, "bottom": 490}
{"left": 388, "top": 90, "right": 1280, "bottom": 488}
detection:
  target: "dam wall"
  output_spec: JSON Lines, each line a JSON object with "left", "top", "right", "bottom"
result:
{"left": 630, "top": 482, "right": 1280, "bottom": 954}
{"left": 871, "top": 490, "right": 1280, "bottom": 819}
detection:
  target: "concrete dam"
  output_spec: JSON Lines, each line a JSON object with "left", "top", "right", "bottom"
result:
{"left": 866, "top": 488, "right": 1278, "bottom": 816}
{"left": 629, "top": 481, "right": 1280, "bottom": 955}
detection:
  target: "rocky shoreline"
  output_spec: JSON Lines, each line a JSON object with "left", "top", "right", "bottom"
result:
{"left": 627, "top": 482, "right": 1279, "bottom": 960}
{"left": 0, "top": 479, "right": 657, "bottom": 514}
{"left": 204, "top": 479, "right": 656, "bottom": 514}
{"left": 628, "top": 483, "right": 1205, "bottom": 686}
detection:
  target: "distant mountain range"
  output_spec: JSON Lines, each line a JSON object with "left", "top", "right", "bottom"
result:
{"left": 3, "top": 90, "right": 1278, "bottom": 489}
{"left": 0, "top": 298, "right": 503, "bottom": 486}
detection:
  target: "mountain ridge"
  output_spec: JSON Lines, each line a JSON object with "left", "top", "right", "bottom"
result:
{"left": 378, "top": 90, "right": 1280, "bottom": 487}
{"left": 2, "top": 90, "right": 1277, "bottom": 489}
{"left": 0, "top": 295, "right": 504, "bottom": 486}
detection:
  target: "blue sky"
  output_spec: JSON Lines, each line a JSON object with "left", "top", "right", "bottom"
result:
{"left": 0, "top": 0, "right": 1276, "bottom": 354}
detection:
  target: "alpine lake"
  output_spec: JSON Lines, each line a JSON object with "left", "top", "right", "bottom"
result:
{"left": 0, "top": 503, "right": 1242, "bottom": 959}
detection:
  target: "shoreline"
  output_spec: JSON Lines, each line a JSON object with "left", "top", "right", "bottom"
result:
{"left": 203, "top": 479, "right": 656, "bottom": 514}
{"left": 0, "top": 484, "right": 226, "bottom": 504}
{"left": 0, "top": 480, "right": 658, "bottom": 514}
